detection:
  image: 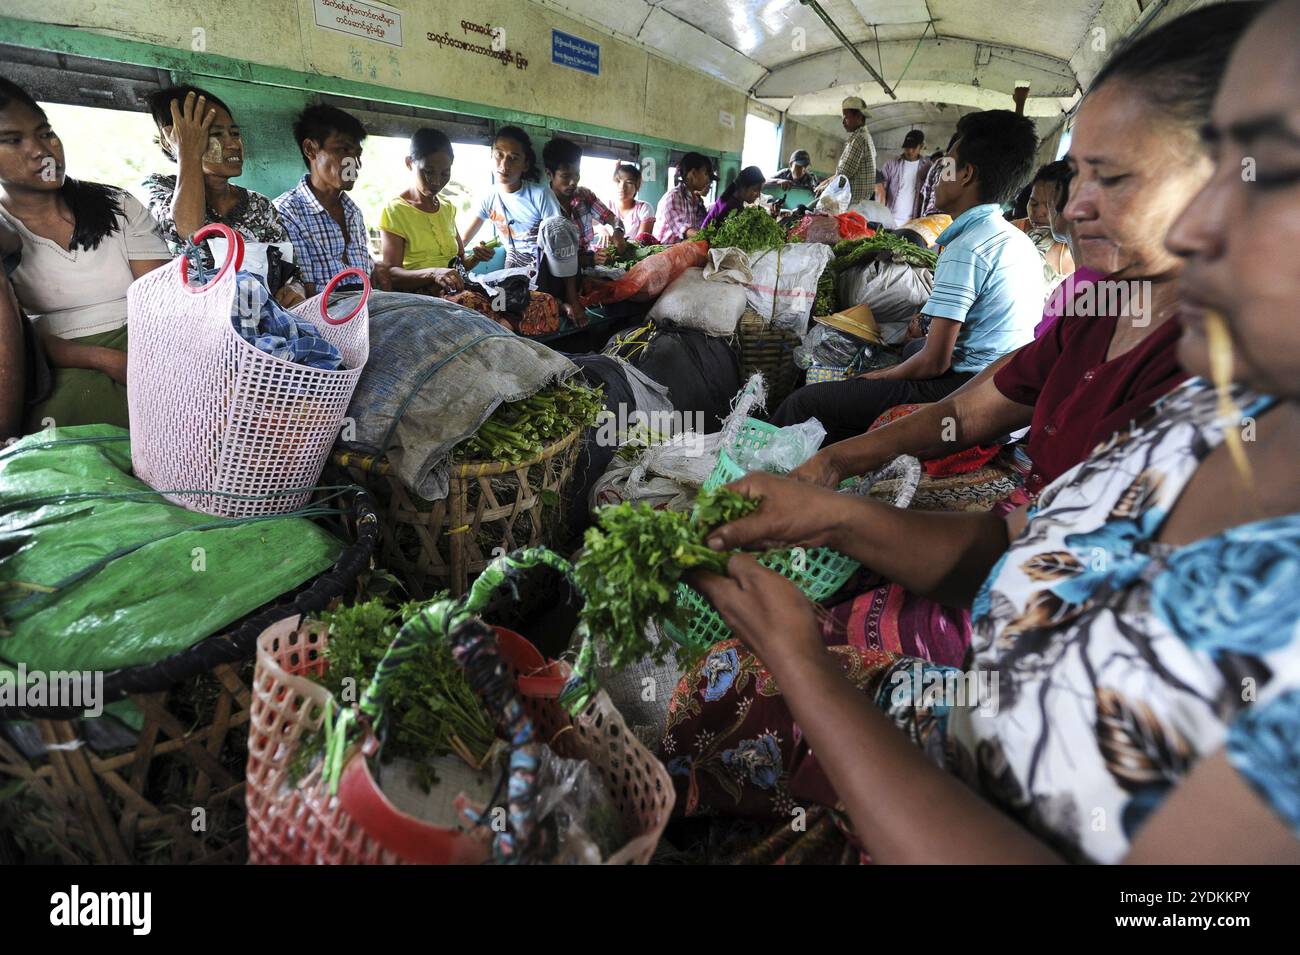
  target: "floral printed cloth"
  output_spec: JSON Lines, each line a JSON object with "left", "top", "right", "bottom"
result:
{"left": 142, "top": 173, "right": 291, "bottom": 270}
{"left": 663, "top": 377, "right": 1300, "bottom": 862}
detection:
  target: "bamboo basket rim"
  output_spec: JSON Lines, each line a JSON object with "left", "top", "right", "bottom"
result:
{"left": 334, "top": 424, "right": 583, "bottom": 481}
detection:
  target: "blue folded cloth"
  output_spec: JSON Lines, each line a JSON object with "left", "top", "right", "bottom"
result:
{"left": 215, "top": 268, "right": 345, "bottom": 370}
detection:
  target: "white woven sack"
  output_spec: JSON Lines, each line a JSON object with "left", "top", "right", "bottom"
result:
{"left": 647, "top": 267, "right": 747, "bottom": 337}
{"left": 744, "top": 243, "right": 834, "bottom": 339}
{"left": 126, "top": 224, "right": 369, "bottom": 518}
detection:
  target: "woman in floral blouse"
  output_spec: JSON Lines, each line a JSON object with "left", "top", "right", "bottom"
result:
{"left": 674, "top": 0, "right": 1300, "bottom": 864}
{"left": 142, "top": 85, "right": 305, "bottom": 307}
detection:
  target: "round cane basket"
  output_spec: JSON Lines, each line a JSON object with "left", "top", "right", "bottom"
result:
{"left": 333, "top": 426, "right": 584, "bottom": 598}
{"left": 0, "top": 490, "right": 378, "bottom": 865}
{"left": 736, "top": 308, "right": 801, "bottom": 408}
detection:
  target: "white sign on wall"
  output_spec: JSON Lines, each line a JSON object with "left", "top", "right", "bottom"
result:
{"left": 313, "top": 0, "right": 403, "bottom": 47}
{"left": 718, "top": 110, "right": 735, "bottom": 129}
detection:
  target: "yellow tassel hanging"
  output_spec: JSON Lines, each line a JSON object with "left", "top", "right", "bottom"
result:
{"left": 1205, "top": 308, "right": 1257, "bottom": 498}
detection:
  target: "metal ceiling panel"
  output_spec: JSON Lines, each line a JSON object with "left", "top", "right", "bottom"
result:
{"left": 638, "top": 6, "right": 770, "bottom": 89}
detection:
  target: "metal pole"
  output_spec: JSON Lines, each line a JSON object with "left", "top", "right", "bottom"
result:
{"left": 798, "top": 0, "right": 898, "bottom": 100}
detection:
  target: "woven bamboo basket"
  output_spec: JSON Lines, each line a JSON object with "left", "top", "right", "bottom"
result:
{"left": 0, "top": 491, "right": 378, "bottom": 864}
{"left": 334, "top": 427, "right": 583, "bottom": 599}
{"left": 736, "top": 308, "right": 802, "bottom": 408}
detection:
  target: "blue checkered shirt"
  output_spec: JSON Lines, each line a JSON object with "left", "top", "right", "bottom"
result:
{"left": 273, "top": 175, "right": 373, "bottom": 291}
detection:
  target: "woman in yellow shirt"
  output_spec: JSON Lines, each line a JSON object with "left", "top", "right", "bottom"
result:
{"left": 380, "top": 128, "right": 486, "bottom": 294}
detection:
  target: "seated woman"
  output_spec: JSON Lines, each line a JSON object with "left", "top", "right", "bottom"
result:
{"left": 461, "top": 125, "right": 561, "bottom": 271}
{"left": 608, "top": 162, "right": 655, "bottom": 244}
{"left": 1012, "top": 161, "right": 1076, "bottom": 290}
{"left": 784, "top": 2, "right": 1249, "bottom": 668}
{"left": 142, "top": 85, "right": 305, "bottom": 307}
{"left": 700, "top": 165, "right": 765, "bottom": 231}
{"left": 654, "top": 152, "right": 713, "bottom": 244}
{"left": 0, "top": 78, "right": 169, "bottom": 432}
{"left": 379, "top": 127, "right": 483, "bottom": 296}
{"left": 671, "top": 0, "right": 1300, "bottom": 864}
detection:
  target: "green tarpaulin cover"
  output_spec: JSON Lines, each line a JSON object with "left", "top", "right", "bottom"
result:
{"left": 0, "top": 425, "right": 342, "bottom": 673}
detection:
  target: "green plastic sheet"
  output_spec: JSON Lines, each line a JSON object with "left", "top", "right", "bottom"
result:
{"left": 0, "top": 425, "right": 342, "bottom": 673}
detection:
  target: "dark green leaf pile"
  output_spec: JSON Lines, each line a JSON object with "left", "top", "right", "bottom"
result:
{"left": 455, "top": 380, "right": 604, "bottom": 463}
{"left": 606, "top": 242, "right": 668, "bottom": 267}
{"left": 829, "top": 233, "right": 939, "bottom": 273}
{"left": 697, "top": 206, "right": 786, "bottom": 254}
{"left": 574, "top": 487, "right": 759, "bottom": 668}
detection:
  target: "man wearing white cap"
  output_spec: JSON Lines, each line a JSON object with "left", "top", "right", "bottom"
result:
{"left": 535, "top": 215, "right": 586, "bottom": 325}
{"left": 814, "top": 95, "right": 877, "bottom": 203}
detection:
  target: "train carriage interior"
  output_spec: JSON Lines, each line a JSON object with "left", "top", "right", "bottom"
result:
{"left": 0, "top": 0, "right": 1297, "bottom": 895}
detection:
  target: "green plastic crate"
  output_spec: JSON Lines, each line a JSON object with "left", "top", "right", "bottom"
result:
{"left": 662, "top": 416, "right": 860, "bottom": 651}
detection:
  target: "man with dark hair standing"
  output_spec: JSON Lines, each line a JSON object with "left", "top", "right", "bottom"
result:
{"left": 815, "top": 95, "right": 877, "bottom": 203}
{"left": 274, "top": 104, "right": 390, "bottom": 294}
{"left": 881, "top": 129, "right": 933, "bottom": 224}
{"left": 771, "top": 110, "right": 1045, "bottom": 443}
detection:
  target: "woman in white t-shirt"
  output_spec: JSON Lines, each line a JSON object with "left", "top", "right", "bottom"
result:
{"left": 606, "top": 162, "right": 655, "bottom": 244}
{"left": 0, "top": 78, "right": 170, "bottom": 431}
{"left": 460, "top": 126, "right": 562, "bottom": 269}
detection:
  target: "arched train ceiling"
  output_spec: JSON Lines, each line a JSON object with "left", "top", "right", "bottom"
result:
{"left": 530, "top": 0, "right": 1202, "bottom": 150}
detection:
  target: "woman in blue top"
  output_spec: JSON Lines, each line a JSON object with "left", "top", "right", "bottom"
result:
{"left": 461, "top": 126, "right": 561, "bottom": 270}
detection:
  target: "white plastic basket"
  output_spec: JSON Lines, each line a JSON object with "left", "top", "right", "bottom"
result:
{"left": 126, "top": 223, "right": 370, "bottom": 518}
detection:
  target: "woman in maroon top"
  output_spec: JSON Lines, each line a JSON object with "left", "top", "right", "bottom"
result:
{"left": 783, "top": 12, "right": 1233, "bottom": 667}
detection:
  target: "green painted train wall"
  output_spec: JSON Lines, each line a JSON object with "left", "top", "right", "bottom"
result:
{"left": 0, "top": 4, "right": 747, "bottom": 209}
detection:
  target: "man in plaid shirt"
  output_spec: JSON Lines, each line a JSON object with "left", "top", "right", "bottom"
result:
{"left": 543, "top": 138, "right": 626, "bottom": 261}
{"left": 274, "top": 105, "right": 390, "bottom": 295}
{"left": 816, "top": 95, "right": 878, "bottom": 203}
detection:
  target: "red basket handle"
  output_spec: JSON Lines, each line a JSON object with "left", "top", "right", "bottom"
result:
{"left": 179, "top": 223, "right": 244, "bottom": 293}
{"left": 320, "top": 267, "right": 372, "bottom": 325}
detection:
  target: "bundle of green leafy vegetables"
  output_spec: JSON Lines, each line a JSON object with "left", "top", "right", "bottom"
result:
{"left": 813, "top": 268, "right": 838, "bottom": 317}
{"left": 455, "top": 380, "right": 604, "bottom": 463}
{"left": 291, "top": 597, "right": 498, "bottom": 788}
{"left": 829, "top": 233, "right": 939, "bottom": 273}
{"left": 697, "top": 206, "right": 787, "bottom": 254}
{"left": 573, "top": 487, "right": 759, "bottom": 668}
{"left": 605, "top": 242, "right": 668, "bottom": 267}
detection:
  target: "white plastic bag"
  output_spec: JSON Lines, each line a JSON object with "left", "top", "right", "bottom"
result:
{"left": 206, "top": 237, "right": 293, "bottom": 281}
{"left": 744, "top": 243, "right": 834, "bottom": 339}
{"left": 816, "top": 174, "right": 853, "bottom": 214}
{"left": 836, "top": 258, "right": 933, "bottom": 327}
{"left": 848, "top": 199, "right": 897, "bottom": 228}
{"left": 647, "top": 267, "right": 748, "bottom": 337}
{"left": 589, "top": 429, "right": 722, "bottom": 513}
{"left": 732, "top": 418, "right": 827, "bottom": 474}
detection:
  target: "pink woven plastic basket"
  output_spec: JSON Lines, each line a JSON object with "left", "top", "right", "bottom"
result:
{"left": 126, "top": 224, "right": 370, "bottom": 517}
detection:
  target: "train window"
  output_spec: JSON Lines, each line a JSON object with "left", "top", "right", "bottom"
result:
{"left": 37, "top": 102, "right": 161, "bottom": 202}
{"left": 742, "top": 112, "right": 781, "bottom": 178}
{"left": 579, "top": 155, "right": 621, "bottom": 200}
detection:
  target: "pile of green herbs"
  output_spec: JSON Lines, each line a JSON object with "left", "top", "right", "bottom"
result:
{"left": 698, "top": 206, "right": 786, "bottom": 254}
{"left": 606, "top": 242, "right": 668, "bottom": 267}
{"left": 813, "top": 232, "right": 937, "bottom": 316}
{"left": 574, "top": 487, "right": 759, "bottom": 668}
{"left": 829, "top": 233, "right": 939, "bottom": 273}
{"left": 291, "top": 596, "right": 498, "bottom": 789}
{"left": 455, "top": 380, "right": 604, "bottom": 464}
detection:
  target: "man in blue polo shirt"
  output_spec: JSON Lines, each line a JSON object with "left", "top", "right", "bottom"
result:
{"left": 771, "top": 109, "right": 1044, "bottom": 444}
